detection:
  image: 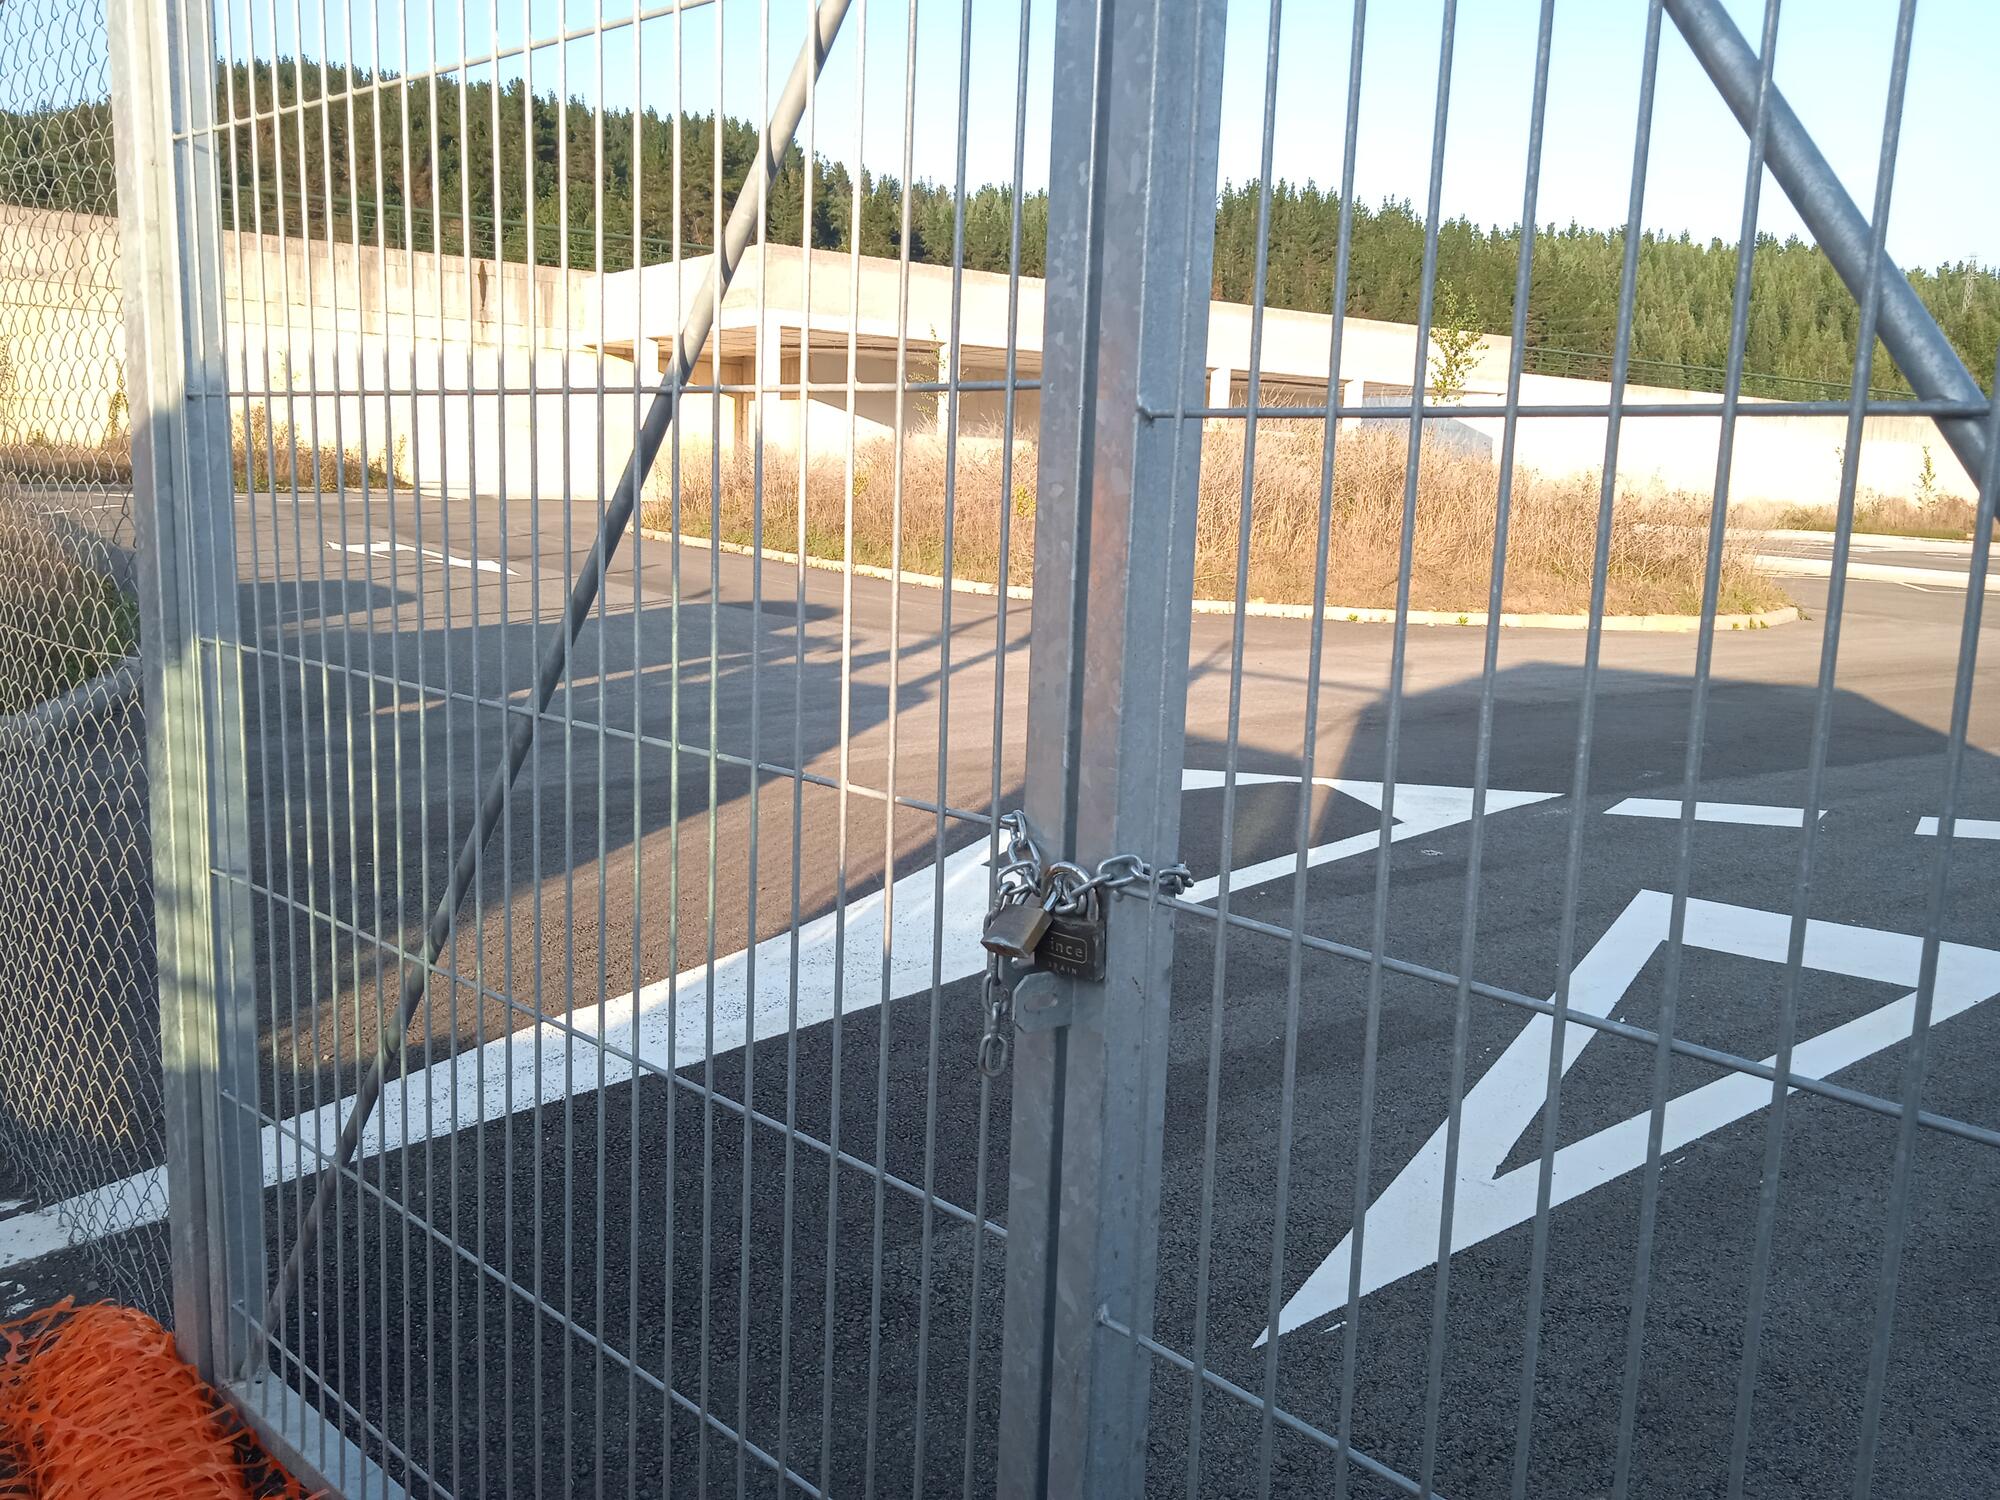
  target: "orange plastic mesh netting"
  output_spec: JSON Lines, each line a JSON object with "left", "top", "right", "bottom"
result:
{"left": 0, "top": 1300, "right": 314, "bottom": 1499}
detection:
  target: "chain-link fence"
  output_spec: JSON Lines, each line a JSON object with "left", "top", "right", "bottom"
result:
{"left": 0, "top": 0, "right": 165, "bottom": 1316}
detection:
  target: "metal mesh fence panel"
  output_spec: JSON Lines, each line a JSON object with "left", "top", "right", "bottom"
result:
{"left": 0, "top": 0, "right": 165, "bottom": 1316}
{"left": 96, "top": 0, "right": 2000, "bottom": 1493}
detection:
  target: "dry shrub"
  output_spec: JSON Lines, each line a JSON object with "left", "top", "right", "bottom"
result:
{"left": 0, "top": 501, "right": 138, "bottom": 715}
{"left": 642, "top": 424, "right": 1787, "bottom": 617}
{"left": 644, "top": 436, "right": 1039, "bottom": 589}
{"left": 230, "top": 402, "right": 400, "bottom": 495}
{"left": 1756, "top": 492, "right": 1976, "bottom": 541}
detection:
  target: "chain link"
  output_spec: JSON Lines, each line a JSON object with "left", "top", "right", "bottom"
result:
{"left": 975, "top": 813, "right": 1193, "bottom": 1076}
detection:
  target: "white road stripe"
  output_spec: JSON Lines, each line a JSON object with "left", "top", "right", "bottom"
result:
{"left": 0, "top": 771, "right": 1558, "bottom": 1274}
{"left": 1605, "top": 797, "right": 1819, "bottom": 827}
{"left": 330, "top": 539, "right": 515, "bottom": 575}
{"left": 1916, "top": 816, "right": 2000, "bottom": 839}
{"left": 1755, "top": 553, "right": 1994, "bottom": 591}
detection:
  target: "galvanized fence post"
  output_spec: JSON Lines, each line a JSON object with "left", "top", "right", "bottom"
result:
{"left": 997, "top": 0, "right": 1228, "bottom": 1493}
{"left": 108, "top": 0, "right": 266, "bottom": 1382}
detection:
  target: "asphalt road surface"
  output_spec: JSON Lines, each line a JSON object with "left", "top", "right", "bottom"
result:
{"left": 23, "top": 485, "right": 2000, "bottom": 1498}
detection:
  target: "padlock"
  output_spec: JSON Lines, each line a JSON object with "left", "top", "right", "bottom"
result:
{"left": 980, "top": 876, "right": 1060, "bottom": 963}
{"left": 1036, "top": 884, "right": 1106, "bottom": 982}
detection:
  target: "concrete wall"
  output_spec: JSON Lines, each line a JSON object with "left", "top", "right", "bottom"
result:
{"left": 6, "top": 208, "right": 1978, "bottom": 508}
{"left": 0, "top": 207, "right": 125, "bottom": 452}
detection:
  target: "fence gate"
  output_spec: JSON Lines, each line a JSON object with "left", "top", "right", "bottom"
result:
{"left": 85, "top": 0, "right": 2000, "bottom": 1494}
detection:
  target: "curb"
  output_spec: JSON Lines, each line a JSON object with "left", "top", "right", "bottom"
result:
{"left": 1747, "top": 529, "right": 1978, "bottom": 552}
{"left": 0, "top": 654, "right": 141, "bottom": 747}
{"left": 1754, "top": 553, "right": 1991, "bottom": 593}
{"left": 644, "top": 530, "right": 1799, "bottom": 633}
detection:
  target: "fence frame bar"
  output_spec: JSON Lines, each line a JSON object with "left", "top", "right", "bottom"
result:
{"left": 1662, "top": 0, "right": 1991, "bottom": 484}
{"left": 996, "top": 0, "right": 1229, "bottom": 1493}
{"left": 107, "top": 0, "right": 267, "bottom": 1383}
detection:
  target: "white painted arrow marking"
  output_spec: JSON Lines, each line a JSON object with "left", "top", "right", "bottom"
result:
{"left": 331, "top": 538, "right": 514, "bottom": 575}
{"left": 1178, "top": 772, "right": 1559, "bottom": 905}
{"left": 1260, "top": 891, "right": 2000, "bottom": 1345}
{"left": 0, "top": 767, "right": 1559, "bottom": 1271}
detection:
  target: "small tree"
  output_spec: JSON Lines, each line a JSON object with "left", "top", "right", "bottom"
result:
{"left": 1427, "top": 283, "right": 1484, "bottom": 404}
{"left": 1916, "top": 444, "right": 1939, "bottom": 505}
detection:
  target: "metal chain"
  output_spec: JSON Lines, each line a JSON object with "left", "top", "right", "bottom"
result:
{"left": 975, "top": 813, "right": 1194, "bottom": 1078}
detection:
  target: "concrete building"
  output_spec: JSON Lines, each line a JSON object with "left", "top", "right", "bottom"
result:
{"left": 3, "top": 204, "right": 1977, "bottom": 508}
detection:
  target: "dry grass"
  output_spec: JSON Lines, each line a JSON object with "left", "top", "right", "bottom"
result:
{"left": 641, "top": 424, "right": 1789, "bottom": 617}
{"left": 0, "top": 504, "right": 138, "bottom": 714}
{"left": 1752, "top": 492, "right": 1977, "bottom": 542}
{"left": 231, "top": 403, "right": 402, "bottom": 495}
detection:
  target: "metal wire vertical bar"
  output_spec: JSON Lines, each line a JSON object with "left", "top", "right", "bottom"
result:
{"left": 394, "top": 0, "right": 430, "bottom": 1469}
{"left": 963, "top": 5, "right": 1036, "bottom": 1490}
{"left": 367, "top": 5, "right": 405, "bottom": 1479}
{"left": 448, "top": 2, "right": 489, "bottom": 1489}
{"left": 698, "top": 18, "right": 726, "bottom": 1486}
{"left": 421, "top": 0, "right": 459, "bottom": 1478}
{"left": 1722, "top": 7, "right": 1920, "bottom": 1490}
{"left": 734, "top": 3, "right": 775, "bottom": 1492}
{"left": 326, "top": 0, "right": 386, "bottom": 1483}
{"left": 486, "top": 1, "right": 518, "bottom": 1483}
{"left": 589, "top": 4, "right": 612, "bottom": 1491}
{"left": 1509, "top": 9, "right": 1666, "bottom": 1497}
{"left": 1212, "top": 4, "right": 1296, "bottom": 1493}
{"left": 964, "top": 5, "right": 1040, "bottom": 1496}
{"left": 777, "top": 0, "right": 820, "bottom": 1482}
{"left": 556, "top": 20, "right": 580, "bottom": 1489}
{"left": 249, "top": 0, "right": 324, "bottom": 1446}
{"left": 188, "top": 0, "right": 270, "bottom": 1392}
{"left": 205, "top": 0, "right": 276, "bottom": 1400}
{"left": 912, "top": 0, "right": 976, "bottom": 1489}
{"left": 626, "top": 5, "right": 650, "bottom": 1495}
{"left": 662, "top": 2, "right": 685, "bottom": 1484}
{"left": 208, "top": 0, "right": 295, "bottom": 1419}
{"left": 1411, "top": 9, "right": 1555, "bottom": 1498}
{"left": 1853, "top": 351, "right": 2000, "bottom": 1498}
{"left": 294, "top": 0, "right": 356, "bottom": 1477}
{"left": 863, "top": 2, "right": 920, "bottom": 1487}
{"left": 1611, "top": 6, "right": 1782, "bottom": 1496}
{"left": 1333, "top": 7, "right": 1461, "bottom": 1496}
{"left": 820, "top": 2, "right": 869, "bottom": 1484}
{"left": 1834, "top": 9, "right": 1938, "bottom": 1493}
{"left": 193, "top": 0, "right": 268, "bottom": 1393}
{"left": 283, "top": 7, "right": 343, "bottom": 1459}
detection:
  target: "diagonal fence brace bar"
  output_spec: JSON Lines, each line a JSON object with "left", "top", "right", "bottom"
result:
{"left": 261, "top": 0, "right": 857, "bottom": 1354}
{"left": 1663, "top": 0, "right": 1991, "bottom": 483}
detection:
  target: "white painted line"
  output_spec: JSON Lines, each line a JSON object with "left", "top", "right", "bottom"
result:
{"left": 1262, "top": 892, "right": 2000, "bottom": 1344}
{"left": 1916, "top": 816, "right": 2000, "bottom": 839}
{"left": 1755, "top": 553, "right": 1994, "bottom": 591}
{"left": 1178, "top": 774, "right": 1559, "bottom": 904}
{"left": 330, "top": 539, "right": 515, "bottom": 576}
{"left": 1605, "top": 797, "right": 1819, "bottom": 828}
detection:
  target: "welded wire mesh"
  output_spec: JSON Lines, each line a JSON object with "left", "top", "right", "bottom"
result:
{"left": 102, "top": 0, "right": 2000, "bottom": 1495}
{"left": 0, "top": 0, "right": 165, "bottom": 1316}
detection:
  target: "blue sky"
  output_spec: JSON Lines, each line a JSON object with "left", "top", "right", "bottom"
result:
{"left": 228, "top": 0, "right": 1993, "bottom": 270}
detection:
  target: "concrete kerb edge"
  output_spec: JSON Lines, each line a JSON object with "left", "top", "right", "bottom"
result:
{"left": 645, "top": 529, "right": 1801, "bottom": 633}
{"left": 0, "top": 653, "right": 143, "bottom": 746}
